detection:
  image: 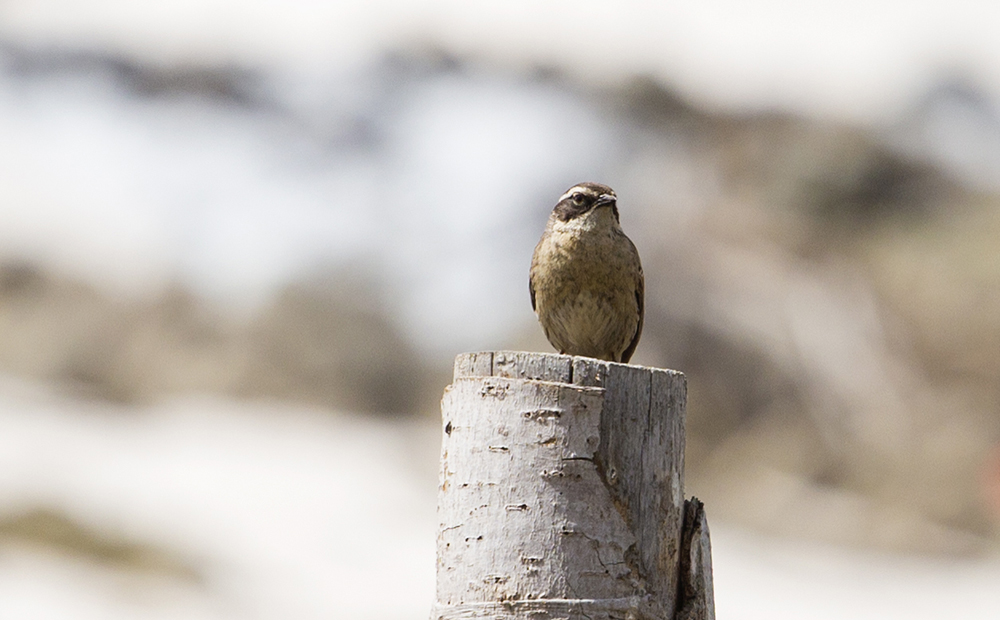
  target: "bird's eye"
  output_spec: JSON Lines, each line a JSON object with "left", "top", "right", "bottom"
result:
{"left": 572, "top": 193, "right": 584, "bottom": 203}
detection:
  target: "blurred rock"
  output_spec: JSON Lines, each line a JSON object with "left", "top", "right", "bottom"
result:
{"left": 0, "top": 507, "right": 199, "bottom": 581}
{"left": 238, "top": 279, "right": 426, "bottom": 414}
{"left": 0, "top": 262, "right": 433, "bottom": 415}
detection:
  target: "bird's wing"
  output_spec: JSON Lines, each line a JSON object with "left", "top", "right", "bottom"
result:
{"left": 620, "top": 259, "right": 644, "bottom": 364}
{"left": 529, "top": 270, "right": 537, "bottom": 311}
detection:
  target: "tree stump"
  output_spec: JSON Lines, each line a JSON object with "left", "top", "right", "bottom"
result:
{"left": 432, "top": 351, "right": 714, "bottom": 620}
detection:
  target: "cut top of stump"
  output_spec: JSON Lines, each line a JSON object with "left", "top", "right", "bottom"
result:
{"left": 454, "top": 350, "right": 685, "bottom": 390}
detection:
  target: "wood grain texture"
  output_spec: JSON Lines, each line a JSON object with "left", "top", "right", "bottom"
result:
{"left": 453, "top": 352, "right": 493, "bottom": 379}
{"left": 434, "top": 351, "right": 703, "bottom": 620}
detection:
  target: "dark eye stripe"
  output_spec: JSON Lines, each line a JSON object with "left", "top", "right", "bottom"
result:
{"left": 554, "top": 195, "right": 590, "bottom": 221}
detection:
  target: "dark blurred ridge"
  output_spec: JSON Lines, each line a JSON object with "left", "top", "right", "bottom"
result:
{"left": 0, "top": 38, "right": 264, "bottom": 107}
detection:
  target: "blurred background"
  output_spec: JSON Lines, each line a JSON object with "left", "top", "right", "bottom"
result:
{"left": 1, "top": 1, "right": 1000, "bottom": 618}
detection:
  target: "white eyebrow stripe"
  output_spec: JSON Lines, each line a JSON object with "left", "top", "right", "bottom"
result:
{"left": 558, "top": 186, "right": 589, "bottom": 202}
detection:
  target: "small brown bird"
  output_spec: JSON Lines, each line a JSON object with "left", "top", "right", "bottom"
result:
{"left": 529, "top": 182, "right": 644, "bottom": 363}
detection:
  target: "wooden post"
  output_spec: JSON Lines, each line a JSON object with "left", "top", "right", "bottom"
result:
{"left": 432, "top": 351, "right": 714, "bottom": 620}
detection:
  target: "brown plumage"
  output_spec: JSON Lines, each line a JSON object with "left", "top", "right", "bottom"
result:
{"left": 529, "top": 182, "right": 644, "bottom": 363}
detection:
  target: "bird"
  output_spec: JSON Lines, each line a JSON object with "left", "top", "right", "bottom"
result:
{"left": 529, "top": 182, "right": 644, "bottom": 363}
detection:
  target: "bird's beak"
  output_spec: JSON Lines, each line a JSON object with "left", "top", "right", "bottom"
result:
{"left": 594, "top": 194, "right": 617, "bottom": 208}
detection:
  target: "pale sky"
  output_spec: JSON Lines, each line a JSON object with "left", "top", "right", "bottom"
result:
{"left": 1, "top": 0, "right": 999, "bottom": 122}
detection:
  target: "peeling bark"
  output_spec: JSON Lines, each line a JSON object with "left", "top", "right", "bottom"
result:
{"left": 677, "top": 498, "right": 715, "bottom": 620}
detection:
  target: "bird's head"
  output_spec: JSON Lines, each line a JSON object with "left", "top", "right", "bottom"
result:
{"left": 551, "top": 182, "right": 619, "bottom": 225}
